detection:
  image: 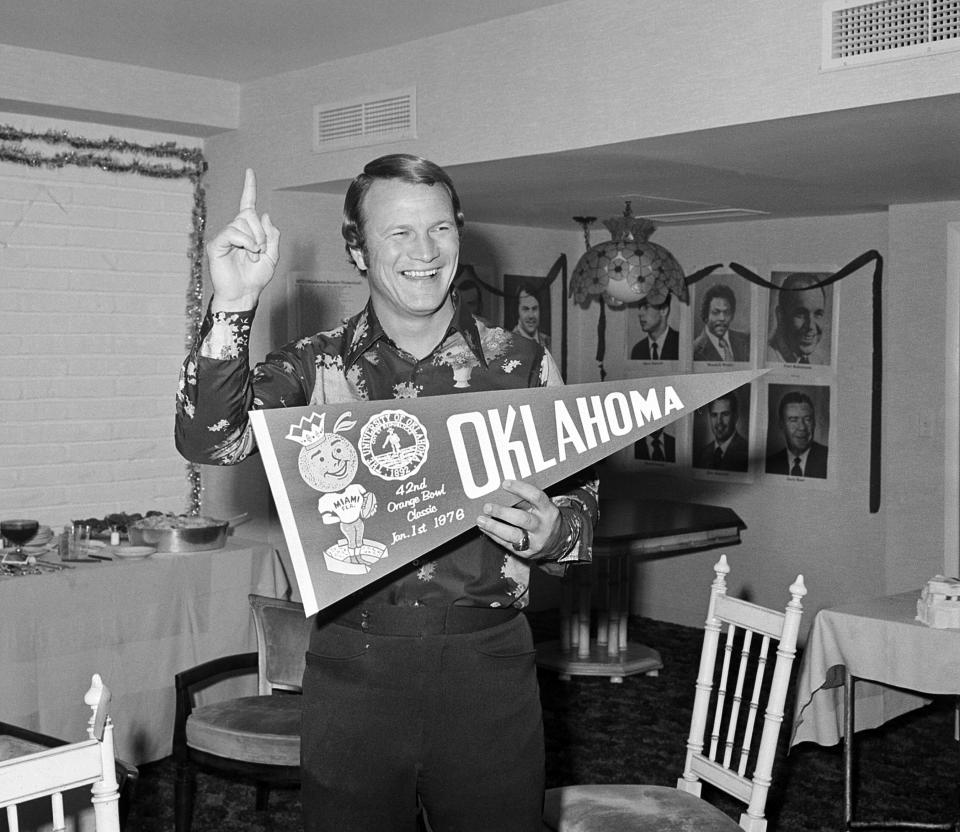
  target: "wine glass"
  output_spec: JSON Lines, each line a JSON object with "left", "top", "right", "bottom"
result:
{"left": 1, "top": 519, "right": 40, "bottom": 559}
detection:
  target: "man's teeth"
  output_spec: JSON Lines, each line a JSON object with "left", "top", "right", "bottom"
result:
{"left": 402, "top": 269, "right": 439, "bottom": 278}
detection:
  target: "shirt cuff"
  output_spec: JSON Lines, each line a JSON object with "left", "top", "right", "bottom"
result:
{"left": 197, "top": 307, "right": 255, "bottom": 360}
{"left": 540, "top": 499, "right": 594, "bottom": 567}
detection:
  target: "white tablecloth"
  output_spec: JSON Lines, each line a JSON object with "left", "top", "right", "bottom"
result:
{"left": 790, "top": 590, "right": 960, "bottom": 747}
{"left": 1, "top": 538, "right": 290, "bottom": 765}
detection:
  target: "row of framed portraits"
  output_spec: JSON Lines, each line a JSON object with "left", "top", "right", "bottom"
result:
{"left": 609, "top": 265, "right": 840, "bottom": 488}
{"left": 609, "top": 377, "right": 836, "bottom": 488}
{"left": 623, "top": 266, "right": 838, "bottom": 371}
{"left": 454, "top": 262, "right": 839, "bottom": 373}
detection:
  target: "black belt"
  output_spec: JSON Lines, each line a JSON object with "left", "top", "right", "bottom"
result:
{"left": 336, "top": 604, "right": 518, "bottom": 636}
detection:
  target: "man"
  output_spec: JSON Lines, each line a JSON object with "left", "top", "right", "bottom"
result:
{"left": 630, "top": 295, "right": 679, "bottom": 360}
{"left": 634, "top": 427, "right": 676, "bottom": 462}
{"left": 694, "top": 392, "right": 749, "bottom": 472}
{"left": 767, "top": 273, "right": 828, "bottom": 364}
{"left": 692, "top": 283, "right": 750, "bottom": 362}
{"left": 765, "top": 390, "right": 828, "bottom": 478}
{"left": 174, "top": 154, "right": 597, "bottom": 832}
{"left": 513, "top": 285, "right": 550, "bottom": 349}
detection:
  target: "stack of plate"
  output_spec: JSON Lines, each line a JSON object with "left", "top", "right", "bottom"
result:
{"left": 110, "top": 544, "right": 156, "bottom": 560}
{"left": 22, "top": 525, "right": 55, "bottom": 554}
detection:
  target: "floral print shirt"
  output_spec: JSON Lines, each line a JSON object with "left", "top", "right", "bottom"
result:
{"left": 176, "top": 298, "right": 597, "bottom": 610}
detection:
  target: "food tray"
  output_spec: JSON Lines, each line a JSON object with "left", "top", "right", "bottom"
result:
{"left": 127, "top": 516, "right": 229, "bottom": 553}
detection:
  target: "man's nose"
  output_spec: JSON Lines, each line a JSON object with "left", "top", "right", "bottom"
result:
{"left": 410, "top": 234, "right": 439, "bottom": 260}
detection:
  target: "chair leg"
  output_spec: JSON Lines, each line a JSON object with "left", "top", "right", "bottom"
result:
{"left": 255, "top": 783, "right": 271, "bottom": 812}
{"left": 174, "top": 760, "right": 196, "bottom": 832}
{"left": 118, "top": 771, "right": 137, "bottom": 831}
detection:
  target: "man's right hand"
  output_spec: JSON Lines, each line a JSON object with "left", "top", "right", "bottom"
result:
{"left": 207, "top": 168, "right": 281, "bottom": 312}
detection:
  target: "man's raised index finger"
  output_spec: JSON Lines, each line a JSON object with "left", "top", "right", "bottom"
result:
{"left": 239, "top": 168, "right": 257, "bottom": 212}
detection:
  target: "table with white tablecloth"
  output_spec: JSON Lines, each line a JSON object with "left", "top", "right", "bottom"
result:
{"left": 790, "top": 590, "right": 960, "bottom": 748}
{"left": 790, "top": 590, "right": 960, "bottom": 830}
{"left": 1, "top": 538, "right": 291, "bottom": 766}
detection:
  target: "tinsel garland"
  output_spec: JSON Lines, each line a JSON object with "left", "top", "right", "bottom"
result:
{"left": 0, "top": 124, "right": 208, "bottom": 515}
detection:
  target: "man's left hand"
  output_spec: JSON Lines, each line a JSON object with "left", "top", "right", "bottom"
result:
{"left": 477, "top": 479, "right": 562, "bottom": 559}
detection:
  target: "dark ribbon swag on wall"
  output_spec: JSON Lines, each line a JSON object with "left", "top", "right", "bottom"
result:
{"left": 720, "top": 250, "right": 884, "bottom": 513}
{"left": 464, "top": 249, "right": 883, "bottom": 513}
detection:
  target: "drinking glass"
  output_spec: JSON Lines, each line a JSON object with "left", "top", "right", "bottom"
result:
{"left": 1, "top": 519, "right": 40, "bottom": 557}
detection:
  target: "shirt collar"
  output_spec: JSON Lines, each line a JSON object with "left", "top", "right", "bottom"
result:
{"left": 771, "top": 332, "right": 801, "bottom": 363}
{"left": 452, "top": 292, "right": 487, "bottom": 367}
{"left": 343, "top": 296, "right": 488, "bottom": 369}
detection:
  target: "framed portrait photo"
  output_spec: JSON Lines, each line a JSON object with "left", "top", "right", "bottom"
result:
{"left": 503, "top": 273, "right": 553, "bottom": 352}
{"left": 454, "top": 263, "right": 499, "bottom": 328}
{"left": 624, "top": 293, "right": 685, "bottom": 365}
{"left": 764, "top": 381, "right": 833, "bottom": 485}
{"left": 764, "top": 266, "right": 839, "bottom": 371}
{"left": 603, "top": 418, "right": 687, "bottom": 476}
{"left": 691, "top": 274, "right": 754, "bottom": 367}
{"left": 691, "top": 383, "right": 755, "bottom": 483}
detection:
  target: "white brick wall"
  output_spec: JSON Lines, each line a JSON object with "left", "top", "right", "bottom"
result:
{"left": 0, "top": 162, "right": 196, "bottom": 529}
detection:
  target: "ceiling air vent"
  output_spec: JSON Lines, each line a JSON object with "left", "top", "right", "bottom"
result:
{"left": 313, "top": 89, "right": 417, "bottom": 152}
{"left": 822, "top": 0, "right": 960, "bottom": 69}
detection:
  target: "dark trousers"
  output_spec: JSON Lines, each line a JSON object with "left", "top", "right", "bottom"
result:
{"left": 300, "top": 608, "right": 545, "bottom": 832}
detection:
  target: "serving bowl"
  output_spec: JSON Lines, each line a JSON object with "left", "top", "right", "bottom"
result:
{"left": 127, "top": 516, "right": 229, "bottom": 553}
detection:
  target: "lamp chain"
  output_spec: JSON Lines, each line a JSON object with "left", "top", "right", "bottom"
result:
{"left": 572, "top": 216, "right": 596, "bottom": 252}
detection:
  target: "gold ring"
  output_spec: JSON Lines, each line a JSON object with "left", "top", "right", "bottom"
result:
{"left": 512, "top": 530, "right": 530, "bottom": 552}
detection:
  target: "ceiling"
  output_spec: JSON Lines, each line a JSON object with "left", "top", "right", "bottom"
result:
{"left": 4, "top": 0, "right": 960, "bottom": 229}
{"left": 301, "top": 93, "right": 960, "bottom": 229}
{"left": 0, "top": 0, "right": 571, "bottom": 83}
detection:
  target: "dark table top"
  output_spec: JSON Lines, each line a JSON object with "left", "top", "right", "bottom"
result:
{"left": 595, "top": 498, "right": 746, "bottom": 552}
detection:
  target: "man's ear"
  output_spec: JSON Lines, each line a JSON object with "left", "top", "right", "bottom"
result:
{"left": 349, "top": 247, "right": 367, "bottom": 272}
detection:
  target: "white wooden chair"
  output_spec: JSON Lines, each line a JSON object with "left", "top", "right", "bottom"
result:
{"left": 542, "top": 555, "right": 807, "bottom": 832}
{"left": 0, "top": 674, "right": 121, "bottom": 832}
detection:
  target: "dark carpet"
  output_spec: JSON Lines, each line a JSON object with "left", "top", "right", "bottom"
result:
{"left": 127, "top": 613, "right": 959, "bottom": 831}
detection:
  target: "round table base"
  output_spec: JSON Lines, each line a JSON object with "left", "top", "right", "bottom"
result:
{"left": 535, "top": 639, "right": 662, "bottom": 683}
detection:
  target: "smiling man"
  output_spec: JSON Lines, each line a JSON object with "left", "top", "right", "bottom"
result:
{"left": 175, "top": 154, "right": 598, "bottom": 832}
{"left": 512, "top": 285, "right": 551, "bottom": 349}
{"left": 765, "top": 390, "right": 828, "bottom": 478}
{"left": 693, "top": 283, "right": 750, "bottom": 362}
{"left": 767, "top": 273, "right": 829, "bottom": 365}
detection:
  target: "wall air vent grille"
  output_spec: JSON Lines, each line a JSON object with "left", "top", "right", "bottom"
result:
{"left": 313, "top": 89, "right": 416, "bottom": 152}
{"left": 823, "top": 0, "right": 960, "bottom": 68}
